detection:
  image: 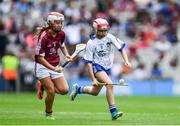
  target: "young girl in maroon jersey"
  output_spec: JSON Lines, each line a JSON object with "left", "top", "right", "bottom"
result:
{"left": 34, "top": 12, "right": 71, "bottom": 120}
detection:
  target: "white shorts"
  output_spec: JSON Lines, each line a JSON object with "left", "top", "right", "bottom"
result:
{"left": 34, "top": 63, "right": 64, "bottom": 80}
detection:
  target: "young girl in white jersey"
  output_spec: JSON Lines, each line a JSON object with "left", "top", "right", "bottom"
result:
{"left": 70, "top": 18, "right": 132, "bottom": 120}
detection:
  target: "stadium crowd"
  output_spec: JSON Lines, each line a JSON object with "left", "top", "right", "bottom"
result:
{"left": 0, "top": 0, "right": 179, "bottom": 91}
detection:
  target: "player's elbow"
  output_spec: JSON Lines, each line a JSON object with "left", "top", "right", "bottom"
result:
{"left": 36, "top": 55, "right": 44, "bottom": 62}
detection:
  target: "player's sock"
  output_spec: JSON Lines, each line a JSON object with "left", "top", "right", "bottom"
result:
{"left": 77, "top": 86, "right": 84, "bottom": 94}
{"left": 45, "top": 111, "right": 52, "bottom": 116}
{"left": 45, "top": 111, "right": 55, "bottom": 120}
{"left": 109, "top": 104, "right": 117, "bottom": 115}
{"left": 109, "top": 104, "right": 123, "bottom": 120}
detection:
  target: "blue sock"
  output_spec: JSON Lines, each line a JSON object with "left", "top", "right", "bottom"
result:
{"left": 77, "top": 86, "right": 84, "bottom": 94}
{"left": 109, "top": 104, "right": 117, "bottom": 115}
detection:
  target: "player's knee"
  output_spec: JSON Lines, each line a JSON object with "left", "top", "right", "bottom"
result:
{"left": 60, "top": 89, "right": 69, "bottom": 95}
{"left": 92, "top": 90, "right": 100, "bottom": 96}
{"left": 58, "top": 88, "right": 69, "bottom": 95}
{"left": 106, "top": 85, "right": 113, "bottom": 90}
{"left": 92, "top": 93, "right": 99, "bottom": 96}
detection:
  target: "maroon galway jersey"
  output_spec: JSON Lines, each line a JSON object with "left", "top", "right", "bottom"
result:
{"left": 35, "top": 30, "right": 65, "bottom": 66}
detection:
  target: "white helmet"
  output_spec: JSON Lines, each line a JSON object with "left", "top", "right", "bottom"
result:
{"left": 47, "top": 12, "right": 64, "bottom": 23}
{"left": 93, "top": 18, "right": 109, "bottom": 34}
{"left": 46, "top": 12, "right": 64, "bottom": 32}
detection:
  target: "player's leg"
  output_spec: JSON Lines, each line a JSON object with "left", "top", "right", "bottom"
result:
{"left": 95, "top": 71, "right": 114, "bottom": 104}
{"left": 70, "top": 82, "right": 103, "bottom": 101}
{"left": 80, "top": 84, "right": 103, "bottom": 95}
{"left": 70, "top": 63, "right": 105, "bottom": 100}
{"left": 35, "top": 63, "right": 56, "bottom": 119}
{"left": 52, "top": 76, "right": 69, "bottom": 95}
{"left": 40, "top": 77, "right": 55, "bottom": 120}
{"left": 95, "top": 71, "right": 123, "bottom": 120}
{"left": 50, "top": 70, "right": 68, "bottom": 95}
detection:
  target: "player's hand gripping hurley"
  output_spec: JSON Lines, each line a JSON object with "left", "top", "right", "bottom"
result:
{"left": 62, "top": 44, "right": 86, "bottom": 67}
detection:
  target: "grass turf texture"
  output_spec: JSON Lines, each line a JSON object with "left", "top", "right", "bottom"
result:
{"left": 0, "top": 93, "right": 180, "bottom": 125}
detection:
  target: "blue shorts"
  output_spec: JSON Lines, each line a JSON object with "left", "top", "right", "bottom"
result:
{"left": 93, "top": 64, "right": 111, "bottom": 75}
{"left": 81, "top": 58, "right": 111, "bottom": 75}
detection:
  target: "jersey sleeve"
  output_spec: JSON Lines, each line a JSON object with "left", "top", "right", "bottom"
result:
{"left": 60, "top": 31, "right": 65, "bottom": 47}
{"left": 83, "top": 40, "right": 93, "bottom": 63}
{"left": 35, "top": 35, "right": 46, "bottom": 57}
{"left": 109, "top": 34, "right": 126, "bottom": 52}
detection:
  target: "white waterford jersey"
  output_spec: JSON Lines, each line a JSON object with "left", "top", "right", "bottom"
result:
{"left": 83, "top": 33, "right": 126, "bottom": 70}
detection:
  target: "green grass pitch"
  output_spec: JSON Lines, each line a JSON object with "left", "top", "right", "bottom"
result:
{"left": 0, "top": 93, "right": 180, "bottom": 125}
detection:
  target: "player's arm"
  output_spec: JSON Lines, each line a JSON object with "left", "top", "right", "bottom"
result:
{"left": 120, "top": 49, "right": 131, "bottom": 67}
{"left": 36, "top": 55, "right": 63, "bottom": 72}
{"left": 36, "top": 55, "right": 56, "bottom": 71}
{"left": 60, "top": 43, "right": 71, "bottom": 58}
{"left": 110, "top": 34, "right": 132, "bottom": 67}
{"left": 60, "top": 43, "right": 72, "bottom": 62}
{"left": 87, "top": 63, "right": 98, "bottom": 84}
{"left": 59, "top": 32, "right": 71, "bottom": 61}
{"left": 83, "top": 41, "right": 99, "bottom": 85}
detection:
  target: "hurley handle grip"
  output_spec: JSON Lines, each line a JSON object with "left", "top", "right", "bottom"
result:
{"left": 62, "top": 61, "right": 70, "bottom": 67}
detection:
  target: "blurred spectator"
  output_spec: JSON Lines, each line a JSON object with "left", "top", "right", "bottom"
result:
{"left": 169, "top": 54, "right": 179, "bottom": 68}
{"left": 153, "top": 35, "right": 172, "bottom": 53}
{"left": 64, "top": 22, "right": 81, "bottom": 45}
{"left": 14, "top": 0, "right": 32, "bottom": 15}
{"left": 15, "top": 24, "right": 29, "bottom": 45}
{"left": 132, "top": 62, "right": 147, "bottom": 80}
{"left": 164, "top": 24, "right": 178, "bottom": 45}
{"left": 0, "top": 17, "right": 9, "bottom": 58}
{"left": 107, "top": 8, "right": 120, "bottom": 27}
{"left": 64, "top": 1, "right": 80, "bottom": 21}
{"left": 97, "top": 0, "right": 108, "bottom": 13}
{"left": 150, "top": 62, "right": 163, "bottom": 80}
{"left": 25, "top": 33, "right": 35, "bottom": 47}
{"left": 135, "top": 32, "right": 151, "bottom": 49}
{"left": 80, "top": 27, "right": 88, "bottom": 43}
{"left": 79, "top": 5, "right": 92, "bottom": 23}
{"left": 38, "top": 1, "right": 50, "bottom": 14}
{"left": 124, "top": 18, "right": 136, "bottom": 38}
{"left": 4, "top": 16, "right": 17, "bottom": 34}
{"left": 1, "top": 50, "right": 19, "bottom": 92}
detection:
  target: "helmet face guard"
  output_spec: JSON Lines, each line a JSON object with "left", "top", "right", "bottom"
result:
{"left": 46, "top": 12, "right": 64, "bottom": 33}
{"left": 93, "top": 18, "right": 109, "bottom": 37}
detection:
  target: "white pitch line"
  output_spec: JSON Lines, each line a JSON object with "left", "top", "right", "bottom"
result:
{"left": 0, "top": 110, "right": 179, "bottom": 116}
{"left": 0, "top": 110, "right": 108, "bottom": 115}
